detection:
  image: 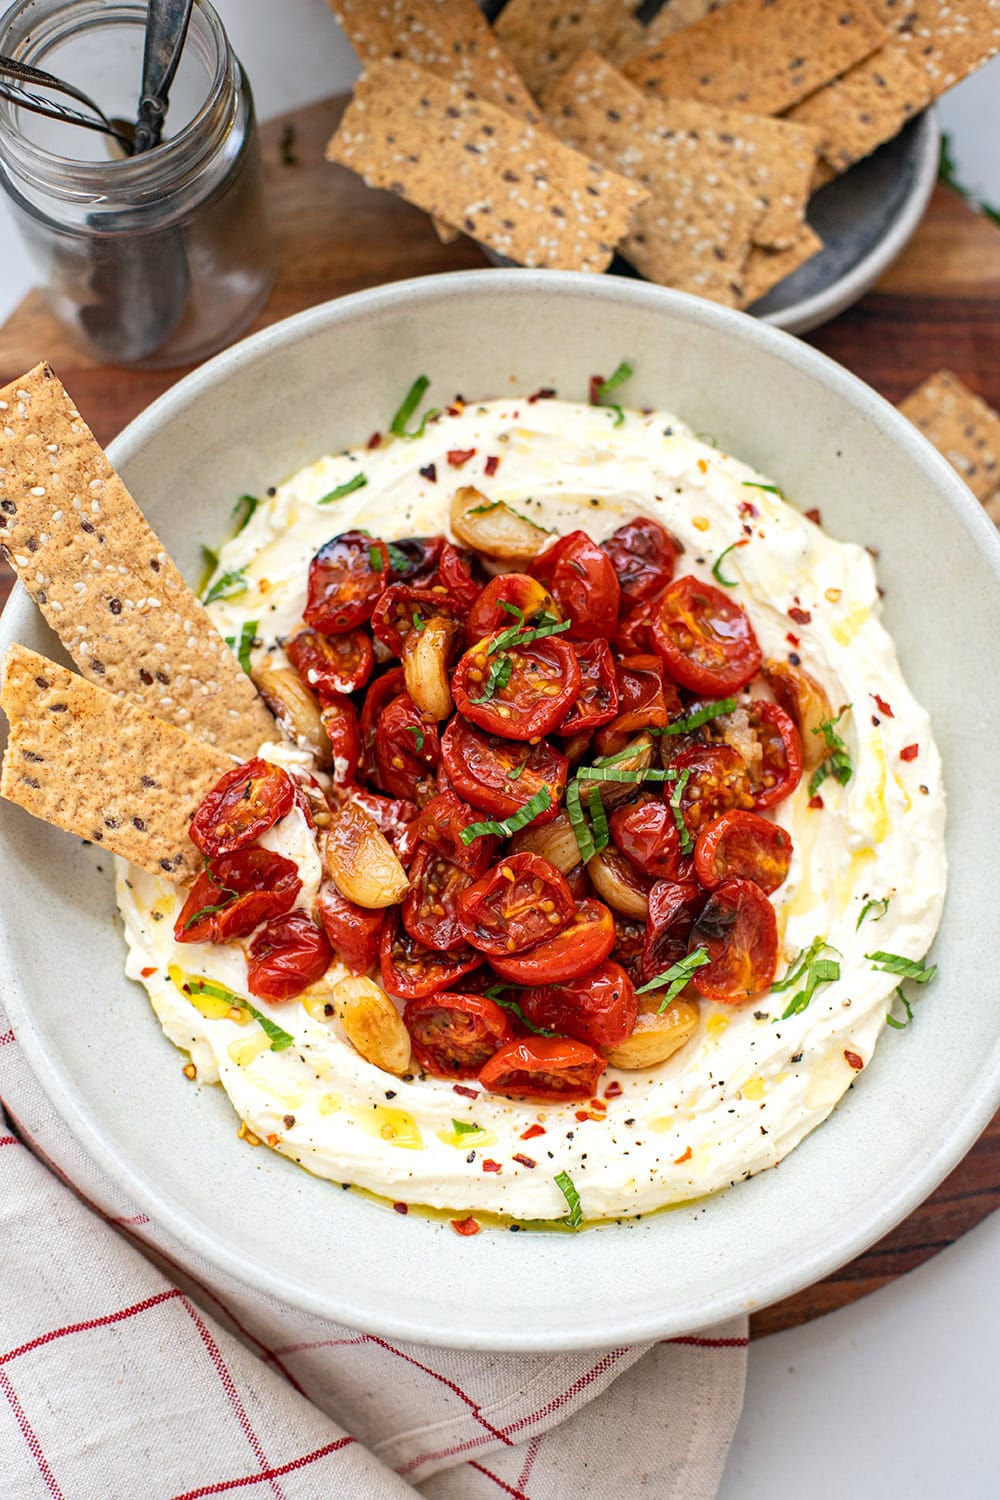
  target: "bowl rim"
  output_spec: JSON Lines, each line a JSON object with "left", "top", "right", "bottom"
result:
{"left": 3, "top": 269, "right": 1000, "bottom": 1350}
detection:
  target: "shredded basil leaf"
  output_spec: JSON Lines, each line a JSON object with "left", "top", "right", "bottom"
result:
{"left": 488, "top": 612, "right": 571, "bottom": 655}
{"left": 483, "top": 988, "right": 557, "bottom": 1036}
{"left": 637, "top": 947, "right": 710, "bottom": 1012}
{"left": 467, "top": 497, "right": 552, "bottom": 532}
{"left": 586, "top": 785, "right": 609, "bottom": 855}
{"left": 184, "top": 978, "right": 294, "bottom": 1051}
{"left": 199, "top": 545, "right": 220, "bottom": 596}
{"left": 319, "top": 472, "right": 368, "bottom": 504}
{"left": 231, "top": 493, "right": 258, "bottom": 533}
{"left": 885, "top": 987, "right": 915, "bottom": 1030}
{"left": 452, "top": 1119, "right": 481, "bottom": 1136}
{"left": 459, "top": 787, "right": 553, "bottom": 844}
{"left": 650, "top": 697, "right": 738, "bottom": 736}
{"left": 390, "top": 375, "right": 438, "bottom": 439}
{"left": 592, "top": 360, "right": 632, "bottom": 424}
{"left": 472, "top": 653, "right": 514, "bottom": 703}
{"left": 808, "top": 707, "right": 853, "bottom": 797}
{"left": 711, "top": 540, "right": 744, "bottom": 588}
{"left": 554, "top": 1169, "right": 583, "bottom": 1228}
{"left": 407, "top": 725, "right": 425, "bottom": 752}
{"left": 866, "top": 950, "right": 937, "bottom": 985}
{"left": 411, "top": 609, "right": 426, "bottom": 632}
{"left": 202, "top": 568, "right": 247, "bottom": 606}
{"left": 507, "top": 759, "right": 527, "bottom": 781}
{"left": 385, "top": 541, "right": 411, "bottom": 572}
{"left": 667, "top": 767, "right": 693, "bottom": 855}
{"left": 236, "top": 620, "right": 257, "bottom": 676}
{"left": 565, "top": 779, "right": 595, "bottom": 864}
{"left": 368, "top": 544, "right": 385, "bottom": 571}
{"left": 741, "top": 480, "right": 785, "bottom": 499}
{"left": 856, "top": 896, "right": 890, "bottom": 931}
{"left": 770, "top": 937, "right": 841, "bottom": 1020}
{"left": 575, "top": 765, "right": 676, "bottom": 785}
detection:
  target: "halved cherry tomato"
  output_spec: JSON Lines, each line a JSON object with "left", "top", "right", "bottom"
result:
{"left": 436, "top": 542, "right": 484, "bottom": 613}
{"left": 466, "top": 573, "right": 558, "bottom": 643}
{"left": 315, "top": 882, "right": 384, "bottom": 974}
{"left": 305, "top": 530, "right": 389, "bottom": 634}
{"left": 189, "top": 758, "right": 294, "bottom": 858}
{"left": 379, "top": 910, "right": 482, "bottom": 1000}
{"left": 520, "top": 960, "right": 638, "bottom": 1049}
{"left": 601, "top": 517, "right": 679, "bottom": 604}
{"left": 594, "top": 654, "right": 680, "bottom": 756}
{"left": 609, "top": 798, "right": 692, "bottom": 882}
{"left": 559, "top": 639, "right": 619, "bottom": 735}
{"left": 613, "top": 589, "right": 664, "bottom": 655}
{"left": 456, "top": 852, "right": 574, "bottom": 956}
{"left": 388, "top": 535, "right": 444, "bottom": 585}
{"left": 690, "top": 877, "right": 778, "bottom": 1003}
{"left": 489, "top": 898, "right": 615, "bottom": 984}
{"left": 479, "top": 1035, "right": 606, "bottom": 1101}
{"left": 343, "top": 787, "right": 420, "bottom": 867}
{"left": 287, "top": 627, "right": 373, "bottom": 701}
{"left": 402, "top": 844, "right": 476, "bottom": 952}
{"left": 641, "top": 880, "right": 704, "bottom": 984}
{"left": 373, "top": 693, "right": 440, "bottom": 803}
{"left": 530, "top": 530, "right": 621, "bottom": 640}
{"left": 744, "top": 700, "right": 803, "bottom": 810}
{"left": 320, "top": 694, "right": 361, "bottom": 785}
{"left": 694, "top": 809, "right": 793, "bottom": 894}
{"left": 359, "top": 666, "right": 405, "bottom": 783}
{"left": 611, "top": 912, "right": 646, "bottom": 983}
{"left": 404, "top": 992, "right": 513, "bottom": 1078}
{"left": 247, "top": 911, "right": 332, "bottom": 1002}
{"left": 652, "top": 575, "right": 762, "bottom": 694}
{"left": 174, "top": 848, "right": 301, "bottom": 944}
{"left": 669, "top": 742, "right": 754, "bottom": 836}
{"left": 440, "top": 719, "right": 567, "bottom": 824}
{"left": 371, "top": 585, "right": 459, "bottom": 656}
{"left": 452, "top": 633, "right": 581, "bottom": 741}
{"left": 416, "top": 790, "right": 498, "bottom": 877}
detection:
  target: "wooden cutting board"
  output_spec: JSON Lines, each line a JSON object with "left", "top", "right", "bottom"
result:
{"left": 1, "top": 95, "right": 998, "bottom": 1338}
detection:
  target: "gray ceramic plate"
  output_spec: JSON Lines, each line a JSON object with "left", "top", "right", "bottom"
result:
{"left": 2, "top": 271, "right": 998, "bottom": 1351}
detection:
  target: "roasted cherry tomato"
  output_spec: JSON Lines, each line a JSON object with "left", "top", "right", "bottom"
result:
{"left": 611, "top": 912, "right": 646, "bottom": 983}
{"left": 387, "top": 534, "right": 444, "bottom": 585}
{"left": 373, "top": 692, "right": 440, "bottom": 804}
{"left": 530, "top": 529, "right": 621, "bottom": 640}
{"left": 379, "top": 910, "right": 482, "bottom": 1000}
{"left": 601, "top": 516, "right": 679, "bottom": 604}
{"left": 371, "top": 584, "right": 459, "bottom": 656}
{"left": 452, "top": 632, "right": 581, "bottom": 742}
{"left": 641, "top": 880, "right": 704, "bottom": 985}
{"left": 404, "top": 992, "right": 513, "bottom": 1078}
{"left": 440, "top": 719, "right": 567, "bottom": 824}
{"left": 691, "top": 877, "right": 778, "bottom": 1003}
{"left": 489, "top": 898, "right": 615, "bottom": 984}
{"left": 359, "top": 666, "right": 406, "bottom": 783}
{"left": 246, "top": 911, "right": 332, "bottom": 1002}
{"left": 189, "top": 758, "right": 294, "bottom": 858}
{"left": 402, "top": 844, "right": 476, "bottom": 952}
{"left": 456, "top": 852, "right": 575, "bottom": 956}
{"left": 559, "top": 639, "right": 619, "bottom": 735}
{"left": 520, "top": 960, "right": 638, "bottom": 1049}
{"left": 609, "top": 798, "right": 692, "bottom": 882}
{"left": 287, "top": 627, "right": 373, "bottom": 701}
{"left": 479, "top": 1035, "right": 606, "bottom": 1101}
{"left": 304, "top": 530, "right": 389, "bottom": 634}
{"left": 594, "top": 653, "right": 680, "bottom": 756}
{"left": 320, "top": 694, "right": 361, "bottom": 785}
{"left": 694, "top": 809, "right": 793, "bottom": 894}
{"left": 174, "top": 848, "right": 301, "bottom": 944}
{"left": 436, "top": 542, "right": 485, "bottom": 613}
{"left": 465, "top": 572, "right": 559, "bottom": 643}
{"left": 416, "top": 790, "right": 498, "bottom": 877}
{"left": 744, "top": 700, "right": 803, "bottom": 810}
{"left": 669, "top": 742, "right": 754, "bottom": 836}
{"left": 652, "top": 575, "right": 762, "bottom": 694}
{"left": 343, "top": 787, "right": 420, "bottom": 867}
{"left": 613, "top": 589, "right": 663, "bottom": 655}
{"left": 563, "top": 860, "right": 592, "bottom": 901}
{"left": 315, "top": 882, "right": 384, "bottom": 973}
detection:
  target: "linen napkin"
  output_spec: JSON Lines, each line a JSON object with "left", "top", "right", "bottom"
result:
{"left": 0, "top": 998, "right": 747, "bottom": 1500}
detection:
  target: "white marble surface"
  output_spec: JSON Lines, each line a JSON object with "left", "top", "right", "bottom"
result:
{"left": 1, "top": 4, "right": 998, "bottom": 1494}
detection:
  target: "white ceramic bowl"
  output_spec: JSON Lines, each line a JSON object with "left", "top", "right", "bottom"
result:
{"left": 2, "top": 271, "right": 999, "bottom": 1352}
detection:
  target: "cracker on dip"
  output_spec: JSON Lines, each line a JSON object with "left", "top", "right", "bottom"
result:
{"left": 0, "top": 365, "right": 274, "bottom": 760}
{"left": 494, "top": 0, "right": 643, "bottom": 101}
{"left": 0, "top": 644, "right": 231, "bottom": 881}
{"left": 622, "top": 0, "right": 887, "bottom": 115}
{"left": 326, "top": 59, "right": 648, "bottom": 272}
{"left": 899, "top": 369, "right": 1000, "bottom": 509}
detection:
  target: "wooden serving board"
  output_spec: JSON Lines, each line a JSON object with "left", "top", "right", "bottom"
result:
{"left": 1, "top": 94, "right": 998, "bottom": 1339}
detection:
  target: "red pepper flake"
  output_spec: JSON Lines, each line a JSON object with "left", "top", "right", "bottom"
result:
{"left": 482, "top": 1158, "right": 502, "bottom": 1173}
{"left": 484, "top": 454, "right": 500, "bottom": 477}
{"left": 739, "top": 499, "right": 759, "bottom": 519}
{"left": 419, "top": 462, "right": 437, "bottom": 483}
{"left": 788, "top": 606, "right": 812, "bottom": 625}
{"left": 804, "top": 507, "right": 822, "bottom": 525}
{"left": 512, "top": 1153, "right": 536, "bottom": 1169}
{"left": 604, "top": 1080, "right": 623, "bottom": 1099}
{"left": 527, "top": 386, "right": 556, "bottom": 404}
{"left": 574, "top": 1110, "right": 593, "bottom": 1122}
{"left": 367, "top": 431, "right": 382, "bottom": 450}
{"left": 520, "top": 1123, "right": 545, "bottom": 1141}
{"left": 674, "top": 1145, "right": 693, "bottom": 1165}
{"left": 588, "top": 1097, "right": 607, "bottom": 1113}
{"left": 844, "top": 1050, "right": 864, "bottom": 1071}
{"left": 900, "top": 743, "right": 919, "bottom": 762}
{"left": 447, "top": 448, "right": 476, "bottom": 468}
{"left": 808, "top": 794, "right": 824, "bottom": 810}
{"left": 451, "top": 1216, "right": 481, "bottom": 1236}
{"left": 453, "top": 1084, "right": 479, "bottom": 1099}
{"left": 392, "top": 1201, "right": 409, "bottom": 1215}
{"left": 140, "top": 965, "right": 157, "bottom": 978}
{"left": 588, "top": 374, "right": 604, "bottom": 404}
{"left": 872, "top": 693, "right": 893, "bottom": 717}
{"left": 785, "top": 631, "right": 800, "bottom": 647}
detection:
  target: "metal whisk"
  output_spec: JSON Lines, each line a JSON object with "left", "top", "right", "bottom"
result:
{"left": 0, "top": 54, "right": 136, "bottom": 153}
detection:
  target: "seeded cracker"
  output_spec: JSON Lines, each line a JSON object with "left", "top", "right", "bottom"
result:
{"left": 622, "top": 0, "right": 887, "bottom": 115}
{"left": 787, "top": 45, "right": 934, "bottom": 172}
{"left": 326, "top": 60, "right": 647, "bottom": 273}
{"left": 740, "top": 226, "right": 824, "bottom": 307}
{"left": 873, "top": 0, "right": 1000, "bottom": 95}
{"left": 635, "top": 0, "right": 732, "bottom": 47}
{"left": 899, "top": 370, "right": 1000, "bottom": 510}
{"left": 547, "top": 50, "right": 819, "bottom": 252}
{"left": 1, "top": 644, "right": 232, "bottom": 881}
{"left": 0, "top": 364, "right": 275, "bottom": 760}
{"left": 494, "top": 0, "right": 643, "bottom": 102}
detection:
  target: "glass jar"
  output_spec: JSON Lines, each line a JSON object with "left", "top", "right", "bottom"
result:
{"left": 0, "top": 0, "right": 275, "bottom": 367}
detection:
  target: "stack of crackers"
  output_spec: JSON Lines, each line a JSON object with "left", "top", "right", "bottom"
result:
{"left": 325, "top": 0, "right": 999, "bottom": 310}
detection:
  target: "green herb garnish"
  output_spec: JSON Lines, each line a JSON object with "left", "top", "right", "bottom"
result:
{"left": 472, "top": 653, "right": 514, "bottom": 704}
{"left": 236, "top": 620, "right": 257, "bottom": 676}
{"left": 319, "top": 472, "right": 368, "bottom": 504}
{"left": 575, "top": 764, "right": 676, "bottom": 785}
{"left": 711, "top": 540, "right": 745, "bottom": 588}
{"left": 184, "top": 978, "right": 294, "bottom": 1051}
{"left": 386, "top": 541, "right": 410, "bottom": 572}
{"left": 566, "top": 778, "right": 596, "bottom": 864}
{"left": 459, "top": 787, "right": 553, "bottom": 844}
{"left": 741, "top": 480, "right": 785, "bottom": 499}
{"left": 856, "top": 896, "right": 890, "bottom": 931}
{"left": 198, "top": 545, "right": 219, "bottom": 596}
{"left": 592, "top": 360, "right": 632, "bottom": 426}
{"left": 452, "top": 1119, "right": 481, "bottom": 1136}
{"left": 554, "top": 1169, "right": 583, "bottom": 1228}
{"left": 202, "top": 568, "right": 248, "bottom": 606}
{"left": 411, "top": 609, "right": 426, "bottom": 632}
{"left": 407, "top": 725, "right": 425, "bottom": 752}
{"left": 368, "top": 544, "right": 385, "bottom": 571}
{"left": 467, "top": 498, "right": 552, "bottom": 532}
{"left": 637, "top": 947, "right": 710, "bottom": 1013}
{"left": 586, "top": 784, "right": 608, "bottom": 852}
{"left": 770, "top": 937, "right": 841, "bottom": 1020}
{"left": 866, "top": 950, "right": 937, "bottom": 985}
{"left": 808, "top": 707, "right": 853, "bottom": 798}
{"left": 667, "top": 767, "right": 693, "bottom": 855}
{"left": 231, "top": 493, "right": 258, "bottom": 533}
{"left": 885, "top": 988, "right": 915, "bottom": 1030}
{"left": 390, "top": 375, "right": 438, "bottom": 439}
{"left": 182, "top": 863, "right": 239, "bottom": 932}
{"left": 507, "top": 759, "right": 527, "bottom": 781}
{"left": 483, "top": 988, "right": 558, "bottom": 1036}
{"left": 488, "top": 602, "right": 571, "bottom": 654}
{"left": 651, "top": 698, "right": 738, "bottom": 736}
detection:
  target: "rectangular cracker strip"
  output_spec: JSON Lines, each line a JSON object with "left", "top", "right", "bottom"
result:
{"left": 622, "top": 0, "right": 887, "bottom": 115}
{"left": 740, "top": 225, "right": 824, "bottom": 307}
{"left": 1, "top": 644, "right": 231, "bottom": 882}
{"left": 326, "top": 59, "right": 648, "bottom": 273}
{"left": 786, "top": 44, "right": 934, "bottom": 172}
{"left": 898, "top": 369, "right": 1000, "bottom": 505}
{"left": 873, "top": 0, "right": 1000, "bottom": 95}
{"left": 494, "top": 0, "right": 642, "bottom": 102}
{"left": 633, "top": 0, "right": 732, "bottom": 48}
{"left": 0, "top": 364, "right": 275, "bottom": 760}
